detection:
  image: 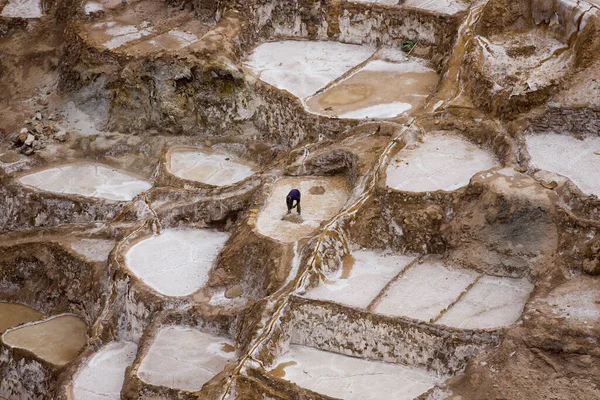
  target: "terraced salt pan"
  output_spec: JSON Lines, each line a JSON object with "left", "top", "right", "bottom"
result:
{"left": 305, "top": 251, "right": 414, "bottom": 309}
{"left": 271, "top": 345, "right": 441, "bottom": 399}
{"left": 352, "top": 0, "right": 469, "bottom": 14}
{"left": 531, "top": 277, "right": 600, "bottom": 323}
{"left": 2, "top": 315, "right": 87, "bottom": 366}
{"left": 124, "top": 229, "right": 230, "bottom": 297}
{"left": 83, "top": 0, "right": 122, "bottom": 14}
{"left": 0, "top": 302, "right": 44, "bottom": 333}
{"left": 526, "top": 133, "right": 600, "bottom": 197}
{"left": 87, "top": 21, "right": 155, "bottom": 49}
{"left": 352, "top": 0, "right": 399, "bottom": 5}
{"left": 72, "top": 341, "right": 138, "bottom": 400}
{"left": 305, "top": 58, "right": 439, "bottom": 119}
{"left": 244, "top": 41, "right": 375, "bottom": 99}
{"left": 137, "top": 326, "right": 235, "bottom": 391}
{"left": 0, "top": 0, "right": 42, "bottom": 18}
{"left": 127, "top": 27, "right": 203, "bottom": 53}
{"left": 69, "top": 238, "right": 115, "bottom": 262}
{"left": 168, "top": 148, "right": 256, "bottom": 186}
{"left": 18, "top": 163, "right": 151, "bottom": 201}
{"left": 437, "top": 276, "right": 533, "bottom": 329}
{"left": 386, "top": 133, "right": 498, "bottom": 192}
{"left": 475, "top": 29, "right": 572, "bottom": 96}
{"left": 375, "top": 260, "right": 479, "bottom": 321}
{"left": 403, "top": 0, "right": 470, "bottom": 15}
{"left": 255, "top": 176, "right": 350, "bottom": 243}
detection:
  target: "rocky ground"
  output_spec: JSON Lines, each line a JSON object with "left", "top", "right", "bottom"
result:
{"left": 0, "top": 0, "right": 599, "bottom": 399}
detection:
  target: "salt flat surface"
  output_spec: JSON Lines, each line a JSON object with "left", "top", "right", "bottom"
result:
{"left": 137, "top": 326, "right": 235, "bottom": 391}
{"left": 1, "top": 0, "right": 42, "bottom": 18}
{"left": 374, "top": 261, "right": 479, "bottom": 321}
{"left": 89, "top": 21, "right": 154, "bottom": 49}
{"left": 2, "top": 315, "right": 87, "bottom": 366}
{"left": 526, "top": 133, "right": 600, "bottom": 197}
{"left": 305, "top": 58, "right": 439, "bottom": 119}
{"left": 69, "top": 239, "right": 115, "bottom": 262}
{"left": 83, "top": 0, "right": 121, "bottom": 14}
{"left": 0, "top": 302, "right": 43, "bottom": 333}
{"left": 305, "top": 251, "right": 414, "bottom": 309}
{"left": 438, "top": 276, "right": 533, "bottom": 329}
{"left": 18, "top": 163, "right": 151, "bottom": 201}
{"left": 272, "top": 345, "right": 440, "bottom": 399}
{"left": 532, "top": 279, "right": 600, "bottom": 322}
{"left": 72, "top": 341, "right": 138, "bottom": 400}
{"left": 255, "top": 176, "right": 350, "bottom": 243}
{"left": 84, "top": 1, "right": 103, "bottom": 13}
{"left": 386, "top": 133, "right": 498, "bottom": 192}
{"left": 127, "top": 29, "right": 199, "bottom": 53}
{"left": 352, "top": 0, "right": 400, "bottom": 5}
{"left": 125, "top": 229, "right": 229, "bottom": 297}
{"left": 403, "top": 0, "right": 470, "bottom": 14}
{"left": 476, "top": 29, "right": 570, "bottom": 96}
{"left": 244, "top": 41, "right": 375, "bottom": 98}
{"left": 168, "top": 148, "right": 255, "bottom": 186}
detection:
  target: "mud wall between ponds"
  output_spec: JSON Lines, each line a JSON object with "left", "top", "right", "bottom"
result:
{"left": 288, "top": 297, "right": 499, "bottom": 376}
{"left": 0, "top": 242, "right": 109, "bottom": 327}
{"left": 0, "top": 176, "right": 122, "bottom": 232}
{"left": 0, "top": 346, "right": 51, "bottom": 400}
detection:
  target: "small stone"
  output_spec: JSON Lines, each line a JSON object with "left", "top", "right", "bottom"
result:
{"left": 15, "top": 132, "right": 28, "bottom": 144}
{"left": 594, "top": 150, "right": 600, "bottom": 156}
{"left": 34, "top": 126, "right": 43, "bottom": 134}
{"left": 582, "top": 258, "right": 600, "bottom": 275}
{"left": 35, "top": 112, "right": 42, "bottom": 120}
{"left": 576, "top": 355, "right": 593, "bottom": 367}
{"left": 22, "top": 147, "right": 34, "bottom": 156}
{"left": 54, "top": 130, "right": 67, "bottom": 142}
{"left": 24, "top": 134, "right": 35, "bottom": 146}
{"left": 20, "top": 127, "right": 28, "bottom": 135}
{"left": 225, "top": 285, "right": 242, "bottom": 299}
{"left": 541, "top": 180, "right": 558, "bottom": 189}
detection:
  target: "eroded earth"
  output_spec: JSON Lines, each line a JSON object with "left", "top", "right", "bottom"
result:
{"left": 0, "top": 0, "right": 599, "bottom": 399}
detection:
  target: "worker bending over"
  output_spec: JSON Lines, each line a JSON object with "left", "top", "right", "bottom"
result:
{"left": 286, "top": 189, "right": 301, "bottom": 215}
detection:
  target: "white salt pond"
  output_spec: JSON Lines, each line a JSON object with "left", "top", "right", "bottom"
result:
{"left": 244, "top": 41, "right": 375, "bottom": 99}
{"left": 124, "top": 229, "right": 230, "bottom": 297}
{"left": 72, "top": 341, "right": 138, "bottom": 400}
{"left": 374, "top": 260, "right": 479, "bottom": 321}
{"left": 168, "top": 148, "right": 256, "bottom": 186}
{"left": 0, "top": 302, "right": 44, "bottom": 333}
{"left": 255, "top": 176, "right": 350, "bottom": 243}
{"left": 305, "top": 251, "right": 415, "bottom": 309}
{"left": 2, "top": 314, "right": 87, "bottom": 366}
{"left": 83, "top": 0, "right": 121, "bottom": 14}
{"left": 127, "top": 29, "right": 200, "bottom": 53}
{"left": 386, "top": 133, "right": 498, "bottom": 192}
{"left": 270, "top": 345, "right": 441, "bottom": 399}
{"left": 526, "top": 133, "right": 600, "bottom": 197}
{"left": 370, "top": 259, "right": 533, "bottom": 328}
{"left": 437, "top": 276, "right": 533, "bottom": 329}
{"left": 1, "top": 0, "right": 42, "bottom": 18}
{"left": 403, "top": 0, "right": 470, "bottom": 15}
{"left": 69, "top": 238, "right": 115, "bottom": 262}
{"left": 18, "top": 163, "right": 151, "bottom": 201}
{"left": 305, "top": 57, "right": 439, "bottom": 119}
{"left": 352, "top": 0, "right": 400, "bottom": 5}
{"left": 531, "top": 278, "right": 600, "bottom": 323}
{"left": 137, "top": 326, "right": 236, "bottom": 391}
{"left": 87, "top": 21, "right": 155, "bottom": 50}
